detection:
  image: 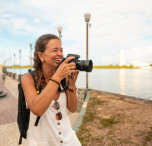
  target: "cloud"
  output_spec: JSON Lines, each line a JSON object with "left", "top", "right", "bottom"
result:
{"left": 33, "top": 18, "right": 40, "bottom": 24}
{"left": 0, "top": 0, "right": 152, "bottom": 65}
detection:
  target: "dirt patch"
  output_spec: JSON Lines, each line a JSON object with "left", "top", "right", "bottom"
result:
{"left": 77, "top": 90, "right": 152, "bottom": 146}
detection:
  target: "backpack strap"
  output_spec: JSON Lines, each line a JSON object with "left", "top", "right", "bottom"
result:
{"left": 19, "top": 135, "right": 22, "bottom": 145}
{"left": 35, "top": 116, "right": 40, "bottom": 126}
{"left": 28, "top": 69, "right": 36, "bottom": 84}
{"left": 28, "top": 69, "right": 42, "bottom": 127}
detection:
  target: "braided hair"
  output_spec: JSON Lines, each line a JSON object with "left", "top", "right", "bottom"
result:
{"left": 33, "top": 34, "right": 60, "bottom": 90}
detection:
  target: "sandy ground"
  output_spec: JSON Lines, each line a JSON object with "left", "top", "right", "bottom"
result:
{"left": 78, "top": 90, "right": 152, "bottom": 146}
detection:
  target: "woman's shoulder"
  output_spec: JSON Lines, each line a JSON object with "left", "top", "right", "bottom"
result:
{"left": 21, "top": 72, "right": 34, "bottom": 84}
{"left": 22, "top": 72, "right": 32, "bottom": 79}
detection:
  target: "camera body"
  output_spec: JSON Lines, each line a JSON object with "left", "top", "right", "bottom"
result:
{"left": 62, "top": 54, "right": 93, "bottom": 72}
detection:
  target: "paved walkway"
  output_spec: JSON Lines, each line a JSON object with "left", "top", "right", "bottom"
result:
{"left": 0, "top": 74, "right": 79, "bottom": 146}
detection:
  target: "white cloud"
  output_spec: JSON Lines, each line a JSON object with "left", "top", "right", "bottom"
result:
{"left": 0, "top": 0, "right": 152, "bottom": 65}
{"left": 33, "top": 18, "right": 40, "bottom": 24}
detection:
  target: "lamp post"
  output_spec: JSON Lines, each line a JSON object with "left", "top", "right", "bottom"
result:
{"left": 7, "top": 58, "right": 9, "bottom": 67}
{"left": 10, "top": 56, "right": 12, "bottom": 72}
{"left": 19, "top": 49, "right": 21, "bottom": 75}
{"left": 57, "top": 26, "right": 62, "bottom": 39}
{"left": 30, "top": 43, "right": 32, "bottom": 67}
{"left": 84, "top": 13, "right": 91, "bottom": 89}
{"left": 14, "top": 53, "right": 15, "bottom": 73}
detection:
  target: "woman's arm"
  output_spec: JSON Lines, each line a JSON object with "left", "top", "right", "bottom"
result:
{"left": 66, "top": 87, "right": 78, "bottom": 112}
{"left": 22, "top": 56, "right": 78, "bottom": 116}
{"left": 21, "top": 73, "right": 60, "bottom": 116}
{"left": 66, "top": 71, "right": 79, "bottom": 112}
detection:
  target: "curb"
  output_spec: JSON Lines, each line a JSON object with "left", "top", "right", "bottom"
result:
{"left": 73, "top": 91, "right": 91, "bottom": 132}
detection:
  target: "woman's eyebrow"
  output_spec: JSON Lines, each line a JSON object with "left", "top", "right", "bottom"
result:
{"left": 51, "top": 48, "right": 63, "bottom": 51}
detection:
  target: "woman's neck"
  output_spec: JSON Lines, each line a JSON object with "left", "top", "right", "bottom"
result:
{"left": 42, "top": 66, "right": 56, "bottom": 81}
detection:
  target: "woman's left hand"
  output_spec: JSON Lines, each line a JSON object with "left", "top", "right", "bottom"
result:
{"left": 68, "top": 71, "right": 79, "bottom": 88}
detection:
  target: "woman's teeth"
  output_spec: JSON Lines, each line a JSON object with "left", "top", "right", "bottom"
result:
{"left": 56, "top": 59, "right": 62, "bottom": 61}
{"left": 55, "top": 59, "right": 62, "bottom": 63}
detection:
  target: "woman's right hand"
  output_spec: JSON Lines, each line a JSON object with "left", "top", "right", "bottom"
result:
{"left": 52, "top": 56, "right": 79, "bottom": 82}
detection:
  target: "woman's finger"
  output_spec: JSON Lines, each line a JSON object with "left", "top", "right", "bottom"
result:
{"left": 69, "top": 65, "right": 76, "bottom": 70}
{"left": 71, "top": 71, "right": 79, "bottom": 80}
{"left": 63, "top": 56, "right": 75, "bottom": 64}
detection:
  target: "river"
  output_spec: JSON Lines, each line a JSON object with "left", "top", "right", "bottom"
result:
{"left": 7, "top": 68, "right": 152, "bottom": 101}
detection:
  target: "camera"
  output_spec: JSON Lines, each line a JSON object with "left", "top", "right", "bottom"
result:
{"left": 59, "top": 54, "right": 93, "bottom": 72}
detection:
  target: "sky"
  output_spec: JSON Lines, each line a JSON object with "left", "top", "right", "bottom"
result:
{"left": 0, "top": 0, "right": 152, "bottom": 66}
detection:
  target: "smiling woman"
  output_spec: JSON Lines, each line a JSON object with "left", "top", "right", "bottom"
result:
{"left": 21, "top": 34, "right": 81, "bottom": 146}
{"left": 37, "top": 39, "right": 63, "bottom": 68}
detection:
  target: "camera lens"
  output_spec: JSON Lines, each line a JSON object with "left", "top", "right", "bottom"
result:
{"left": 76, "top": 60, "right": 93, "bottom": 72}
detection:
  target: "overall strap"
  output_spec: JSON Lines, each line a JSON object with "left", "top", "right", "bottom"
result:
{"left": 34, "top": 74, "right": 46, "bottom": 126}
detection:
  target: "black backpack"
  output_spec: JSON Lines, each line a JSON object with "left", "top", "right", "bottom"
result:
{"left": 17, "top": 70, "right": 41, "bottom": 145}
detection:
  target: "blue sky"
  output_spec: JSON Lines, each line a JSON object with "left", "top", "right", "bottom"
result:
{"left": 0, "top": 0, "right": 152, "bottom": 66}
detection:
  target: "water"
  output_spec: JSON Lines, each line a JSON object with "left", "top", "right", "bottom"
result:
{"left": 7, "top": 68, "right": 152, "bottom": 100}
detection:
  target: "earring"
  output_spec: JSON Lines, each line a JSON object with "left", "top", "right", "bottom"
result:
{"left": 41, "top": 59, "right": 44, "bottom": 62}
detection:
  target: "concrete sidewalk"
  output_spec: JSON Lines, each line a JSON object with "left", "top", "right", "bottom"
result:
{"left": 0, "top": 75, "right": 79, "bottom": 146}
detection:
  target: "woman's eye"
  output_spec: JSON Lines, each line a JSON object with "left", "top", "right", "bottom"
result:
{"left": 53, "top": 49, "right": 57, "bottom": 52}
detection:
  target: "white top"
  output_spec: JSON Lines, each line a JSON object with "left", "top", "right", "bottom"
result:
{"left": 27, "top": 92, "right": 81, "bottom": 146}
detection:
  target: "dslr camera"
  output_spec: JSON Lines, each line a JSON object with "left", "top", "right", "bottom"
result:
{"left": 60, "top": 54, "right": 93, "bottom": 72}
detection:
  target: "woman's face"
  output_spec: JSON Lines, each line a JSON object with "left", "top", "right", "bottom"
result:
{"left": 41, "top": 39, "right": 63, "bottom": 68}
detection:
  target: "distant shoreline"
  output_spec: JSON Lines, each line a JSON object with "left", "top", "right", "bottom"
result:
{"left": 93, "top": 65, "right": 139, "bottom": 69}
{"left": 2, "top": 64, "right": 152, "bottom": 69}
{"left": 4, "top": 66, "right": 138, "bottom": 69}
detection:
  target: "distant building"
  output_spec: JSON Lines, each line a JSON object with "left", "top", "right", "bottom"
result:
{"left": 119, "top": 50, "right": 126, "bottom": 66}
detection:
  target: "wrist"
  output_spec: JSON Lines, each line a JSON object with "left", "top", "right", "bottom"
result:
{"left": 68, "top": 86, "right": 77, "bottom": 92}
{"left": 49, "top": 78, "right": 60, "bottom": 86}
{"left": 51, "top": 75, "right": 61, "bottom": 83}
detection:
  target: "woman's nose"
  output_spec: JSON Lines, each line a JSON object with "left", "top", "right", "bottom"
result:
{"left": 57, "top": 50, "right": 63, "bottom": 56}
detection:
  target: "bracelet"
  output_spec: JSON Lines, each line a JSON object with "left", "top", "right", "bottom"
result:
{"left": 49, "top": 78, "right": 60, "bottom": 86}
{"left": 68, "top": 86, "right": 77, "bottom": 92}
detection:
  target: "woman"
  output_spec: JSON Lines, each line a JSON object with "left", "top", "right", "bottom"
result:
{"left": 21, "top": 34, "right": 81, "bottom": 146}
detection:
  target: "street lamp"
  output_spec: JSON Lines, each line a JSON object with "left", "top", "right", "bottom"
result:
{"left": 57, "top": 26, "right": 62, "bottom": 39}
{"left": 30, "top": 43, "right": 32, "bottom": 67}
{"left": 10, "top": 56, "right": 12, "bottom": 72}
{"left": 14, "top": 53, "right": 15, "bottom": 73}
{"left": 84, "top": 13, "right": 91, "bottom": 89}
{"left": 19, "top": 49, "right": 21, "bottom": 75}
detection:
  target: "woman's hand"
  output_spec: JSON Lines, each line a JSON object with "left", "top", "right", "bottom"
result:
{"left": 68, "top": 71, "right": 79, "bottom": 88}
{"left": 53, "top": 56, "right": 79, "bottom": 82}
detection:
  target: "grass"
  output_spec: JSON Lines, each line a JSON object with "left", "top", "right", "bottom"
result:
{"left": 76, "top": 92, "right": 152, "bottom": 145}
{"left": 76, "top": 95, "right": 119, "bottom": 145}
{"left": 144, "top": 126, "right": 152, "bottom": 142}
{"left": 89, "top": 96, "right": 107, "bottom": 106}
{"left": 100, "top": 117, "right": 119, "bottom": 127}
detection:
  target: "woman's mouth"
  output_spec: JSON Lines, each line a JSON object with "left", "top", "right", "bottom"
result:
{"left": 55, "top": 58, "right": 63, "bottom": 64}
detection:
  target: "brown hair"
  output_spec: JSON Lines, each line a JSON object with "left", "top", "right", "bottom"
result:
{"left": 33, "top": 34, "right": 60, "bottom": 90}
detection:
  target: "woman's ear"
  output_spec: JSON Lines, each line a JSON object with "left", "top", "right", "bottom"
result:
{"left": 37, "top": 52, "right": 44, "bottom": 62}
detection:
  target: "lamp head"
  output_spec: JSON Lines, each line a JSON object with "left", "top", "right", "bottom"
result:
{"left": 57, "top": 26, "right": 62, "bottom": 33}
{"left": 84, "top": 13, "right": 91, "bottom": 22}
